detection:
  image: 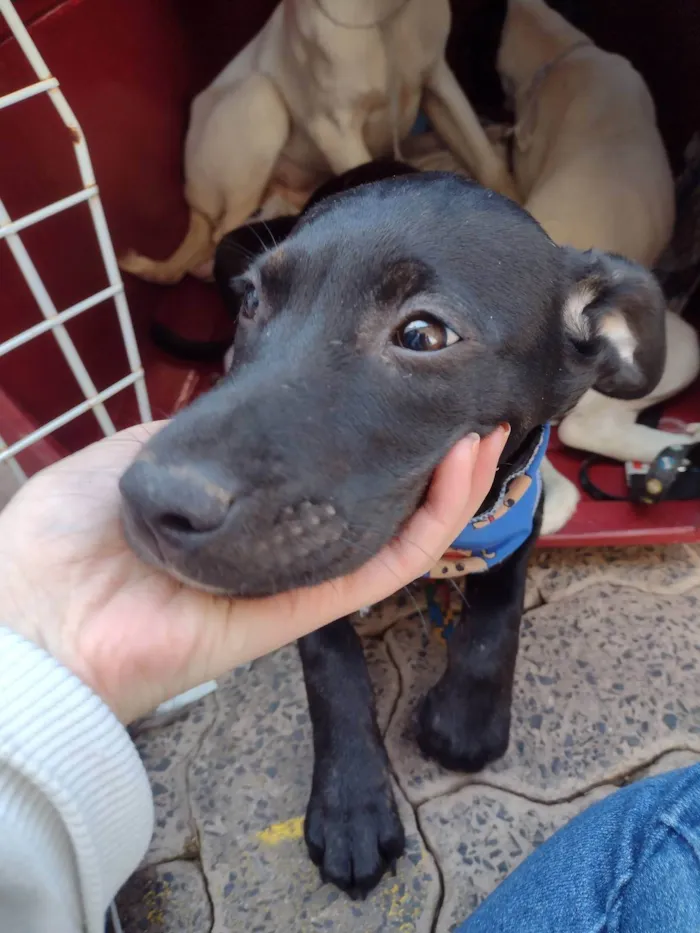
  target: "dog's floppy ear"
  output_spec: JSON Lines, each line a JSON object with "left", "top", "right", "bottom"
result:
{"left": 561, "top": 248, "right": 666, "bottom": 400}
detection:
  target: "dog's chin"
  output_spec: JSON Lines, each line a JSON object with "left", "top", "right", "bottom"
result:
{"left": 121, "top": 506, "right": 394, "bottom": 597}
{"left": 138, "top": 548, "right": 381, "bottom": 599}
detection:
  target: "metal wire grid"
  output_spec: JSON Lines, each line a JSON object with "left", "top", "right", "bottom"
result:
{"left": 0, "top": 8, "right": 154, "bottom": 925}
{"left": 0, "top": 0, "right": 151, "bottom": 482}
{"left": 1, "top": 14, "right": 217, "bottom": 922}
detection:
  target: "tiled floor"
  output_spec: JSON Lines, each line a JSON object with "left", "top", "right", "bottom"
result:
{"left": 117, "top": 544, "right": 700, "bottom": 932}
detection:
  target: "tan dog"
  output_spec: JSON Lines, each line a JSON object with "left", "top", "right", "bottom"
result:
{"left": 498, "top": 0, "right": 700, "bottom": 533}
{"left": 120, "top": 0, "right": 516, "bottom": 285}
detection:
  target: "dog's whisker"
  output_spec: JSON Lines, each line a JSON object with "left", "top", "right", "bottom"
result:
{"left": 336, "top": 533, "right": 428, "bottom": 631}
{"left": 260, "top": 220, "right": 280, "bottom": 249}
{"left": 218, "top": 240, "right": 259, "bottom": 263}
{"left": 246, "top": 224, "right": 272, "bottom": 256}
{"left": 402, "top": 585, "right": 429, "bottom": 634}
{"left": 448, "top": 577, "right": 470, "bottom": 611}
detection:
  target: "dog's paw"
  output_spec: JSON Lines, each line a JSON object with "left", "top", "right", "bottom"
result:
{"left": 304, "top": 777, "right": 405, "bottom": 897}
{"left": 118, "top": 250, "right": 185, "bottom": 286}
{"left": 417, "top": 681, "right": 510, "bottom": 773}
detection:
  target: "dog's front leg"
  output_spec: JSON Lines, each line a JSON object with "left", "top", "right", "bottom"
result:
{"left": 307, "top": 114, "right": 373, "bottom": 175}
{"left": 417, "top": 500, "right": 542, "bottom": 771}
{"left": 423, "top": 59, "right": 519, "bottom": 202}
{"left": 299, "top": 617, "right": 405, "bottom": 896}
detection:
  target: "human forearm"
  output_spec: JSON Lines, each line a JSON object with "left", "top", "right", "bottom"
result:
{"left": 0, "top": 628, "right": 153, "bottom": 933}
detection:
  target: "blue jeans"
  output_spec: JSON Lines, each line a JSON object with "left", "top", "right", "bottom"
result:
{"left": 457, "top": 764, "right": 700, "bottom": 932}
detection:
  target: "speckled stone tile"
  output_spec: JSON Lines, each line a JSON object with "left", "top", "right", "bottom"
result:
{"left": 531, "top": 544, "right": 700, "bottom": 603}
{"left": 523, "top": 571, "right": 542, "bottom": 610}
{"left": 196, "top": 777, "right": 439, "bottom": 933}
{"left": 627, "top": 749, "right": 700, "bottom": 782}
{"left": 187, "top": 640, "right": 439, "bottom": 931}
{"left": 132, "top": 695, "right": 217, "bottom": 865}
{"left": 420, "top": 784, "right": 613, "bottom": 933}
{"left": 420, "top": 747, "right": 700, "bottom": 933}
{"left": 385, "top": 585, "right": 700, "bottom": 805}
{"left": 117, "top": 860, "right": 212, "bottom": 933}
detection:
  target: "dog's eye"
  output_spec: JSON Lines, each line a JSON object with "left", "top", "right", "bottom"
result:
{"left": 394, "top": 316, "right": 460, "bottom": 352}
{"left": 239, "top": 282, "right": 260, "bottom": 319}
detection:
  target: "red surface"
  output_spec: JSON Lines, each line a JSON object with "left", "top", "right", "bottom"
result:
{"left": 0, "top": 0, "right": 698, "bottom": 545}
{"left": 0, "top": 387, "right": 68, "bottom": 473}
{"left": 540, "top": 380, "right": 700, "bottom": 548}
{"left": 0, "top": 0, "right": 277, "bottom": 458}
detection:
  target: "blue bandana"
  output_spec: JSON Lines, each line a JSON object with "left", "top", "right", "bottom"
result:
{"left": 426, "top": 424, "right": 550, "bottom": 580}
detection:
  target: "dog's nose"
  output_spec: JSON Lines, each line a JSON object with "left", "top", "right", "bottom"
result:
{"left": 120, "top": 459, "right": 235, "bottom": 541}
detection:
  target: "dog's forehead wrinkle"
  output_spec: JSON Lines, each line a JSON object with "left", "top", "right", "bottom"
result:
{"left": 370, "top": 261, "right": 445, "bottom": 319}
{"left": 297, "top": 173, "right": 542, "bottom": 250}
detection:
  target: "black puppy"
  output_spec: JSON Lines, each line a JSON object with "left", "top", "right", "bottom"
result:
{"left": 120, "top": 170, "right": 665, "bottom": 897}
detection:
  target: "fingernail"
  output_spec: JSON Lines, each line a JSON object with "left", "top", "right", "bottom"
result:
{"left": 465, "top": 431, "right": 481, "bottom": 447}
{"left": 498, "top": 422, "right": 511, "bottom": 437}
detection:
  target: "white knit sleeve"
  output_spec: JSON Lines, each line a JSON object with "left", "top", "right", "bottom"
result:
{"left": 0, "top": 627, "right": 154, "bottom": 933}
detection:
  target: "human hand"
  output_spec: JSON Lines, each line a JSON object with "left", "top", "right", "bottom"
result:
{"left": 0, "top": 422, "right": 508, "bottom": 723}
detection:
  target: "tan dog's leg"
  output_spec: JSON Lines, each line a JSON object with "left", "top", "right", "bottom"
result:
{"left": 190, "top": 188, "right": 303, "bottom": 284}
{"left": 423, "top": 60, "right": 519, "bottom": 202}
{"left": 306, "top": 115, "right": 373, "bottom": 175}
{"left": 120, "top": 75, "right": 290, "bottom": 285}
{"left": 484, "top": 123, "right": 512, "bottom": 166}
{"left": 558, "top": 313, "right": 700, "bottom": 462}
{"left": 559, "top": 394, "right": 700, "bottom": 463}
{"left": 120, "top": 211, "right": 213, "bottom": 286}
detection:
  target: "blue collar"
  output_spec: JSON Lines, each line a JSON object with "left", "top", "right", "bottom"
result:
{"left": 426, "top": 424, "right": 550, "bottom": 579}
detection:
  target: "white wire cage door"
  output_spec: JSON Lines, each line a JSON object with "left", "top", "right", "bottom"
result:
{"left": 0, "top": 0, "right": 218, "bottom": 869}
{"left": 0, "top": 6, "right": 157, "bottom": 931}
{"left": 0, "top": 0, "right": 151, "bottom": 485}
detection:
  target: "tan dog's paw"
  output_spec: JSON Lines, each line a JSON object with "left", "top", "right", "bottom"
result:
{"left": 190, "top": 258, "right": 215, "bottom": 282}
{"left": 663, "top": 423, "right": 700, "bottom": 448}
{"left": 118, "top": 250, "right": 185, "bottom": 286}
